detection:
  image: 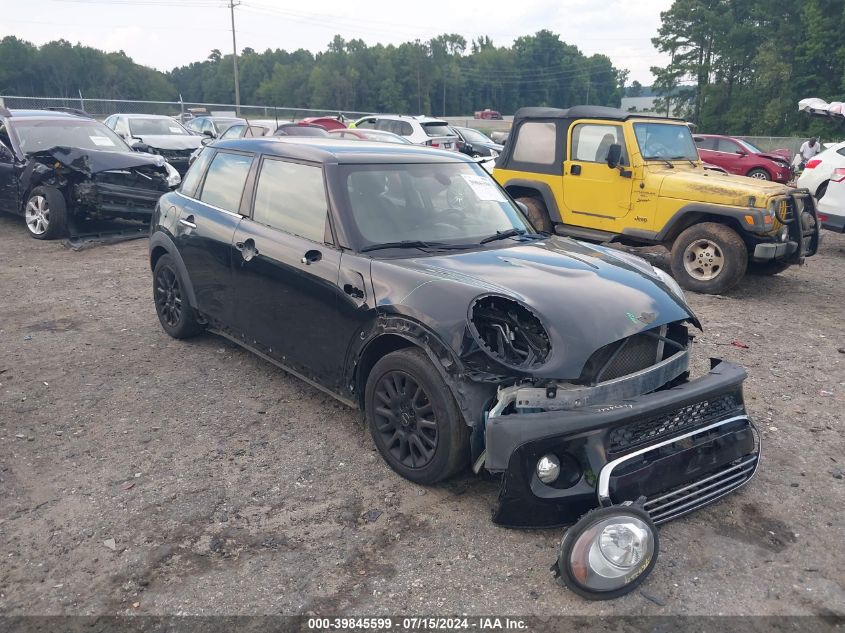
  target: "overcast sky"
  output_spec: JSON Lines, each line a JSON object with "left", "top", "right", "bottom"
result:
{"left": 4, "top": 0, "right": 672, "bottom": 86}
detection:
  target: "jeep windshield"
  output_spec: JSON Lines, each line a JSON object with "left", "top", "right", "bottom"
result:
{"left": 13, "top": 119, "right": 132, "bottom": 155}
{"left": 338, "top": 162, "right": 535, "bottom": 252}
{"left": 633, "top": 122, "right": 699, "bottom": 161}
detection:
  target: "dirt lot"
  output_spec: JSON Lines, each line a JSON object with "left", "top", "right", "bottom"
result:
{"left": 0, "top": 213, "right": 843, "bottom": 618}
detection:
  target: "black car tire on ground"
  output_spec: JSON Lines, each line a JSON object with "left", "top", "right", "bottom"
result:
{"left": 365, "top": 348, "right": 469, "bottom": 485}
{"left": 515, "top": 196, "right": 552, "bottom": 233}
{"left": 747, "top": 260, "right": 792, "bottom": 276}
{"left": 25, "top": 186, "right": 68, "bottom": 240}
{"left": 746, "top": 167, "right": 771, "bottom": 180}
{"left": 153, "top": 254, "right": 204, "bottom": 339}
{"left": 670, "top": 222, "right": 748, "bottom": 294}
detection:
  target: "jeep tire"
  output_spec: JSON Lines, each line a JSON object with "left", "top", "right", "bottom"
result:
{"left": 516, "top": 196, "right": 553, "bottom": 233}
{"left": 670, "top": 222, "right": 747, "bottom": 294}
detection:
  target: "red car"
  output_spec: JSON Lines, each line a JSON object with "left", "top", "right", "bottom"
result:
{"left": 693, "top": 134, "right": 791, "bottom": 182}
{"left": 473, "top": 108, "right": 502, "bottom": 120}
{"left": 298, "top": 116, "right": 347, "bottom": 131}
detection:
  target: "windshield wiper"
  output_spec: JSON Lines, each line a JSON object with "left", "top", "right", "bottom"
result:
{"left": 360, "top": 240, "right": 447, "bottom": 253}
{"left": 670, "top": 156, "right": 697, "bottom": 167}
{"left": 480, "top": 228, "right": 529, "bottom": 244}
{"left": 644, "top": 157, "right": 674, "bottom": 168}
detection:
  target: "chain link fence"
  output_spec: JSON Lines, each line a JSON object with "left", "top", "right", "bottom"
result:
{"left": 0, "top": 95, "right": 374, "bottom": 123}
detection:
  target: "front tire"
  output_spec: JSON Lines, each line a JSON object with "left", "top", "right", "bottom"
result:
{"left": 670, "top": 222, "right": 748, "bottom": 294}
{"left": 747, "top": 168, "right": 771, "bottom": 180}
{"left": 153, "top": 254, "right": 203, "bottom": 339}
{"left": 24, "top": 186, "right": 68, "bottom": 240}
{"left": 365, "top": 348, "right": 469, "bottom": 485}
{"left": 515, "top": 196, "right": 552, "bottom": 233}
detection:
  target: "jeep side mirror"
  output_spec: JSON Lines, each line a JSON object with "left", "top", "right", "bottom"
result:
{"left": 607, "top": 143, "right": 623, "bottom": 169}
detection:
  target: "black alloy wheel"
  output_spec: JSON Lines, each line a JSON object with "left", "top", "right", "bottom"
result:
{"left": 155, "top": 265, "right": 183, "bottom": 328}
{"left": 372, "top": 371, "right": 439, "bottom": 469}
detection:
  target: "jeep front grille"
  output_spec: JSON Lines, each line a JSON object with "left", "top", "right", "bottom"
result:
{"left": 607, "top": 393, "right": 740, "bottom": 454}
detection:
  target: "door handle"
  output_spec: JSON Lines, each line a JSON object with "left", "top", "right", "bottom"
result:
{"left": 236, "top": 238, "right": 259, "bottom": 262}
{"left": 570, "top": 164, "right": 581, "bottom": 175}
{"left": 179, "top": 215, "right": 197, "bottom": 229}
{"left": 300, "top": 249, "right": 322, "bottom": 265}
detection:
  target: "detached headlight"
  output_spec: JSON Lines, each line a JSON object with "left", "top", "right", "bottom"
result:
{"left": 553, "top": 504, "right": 659, "bottom": 600}
{"left": 164, "top": 162, "right": 181, "bottom": 188}
{"left": 652, "top": 266, "right": 686, "bottom": 301}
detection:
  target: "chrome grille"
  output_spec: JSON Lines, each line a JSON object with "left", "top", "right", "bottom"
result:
{"left": 607, "top": 393, "right": 740, "bottom": 454}
{"left": 644, "top": 454, "right": 759, "bottom": 524}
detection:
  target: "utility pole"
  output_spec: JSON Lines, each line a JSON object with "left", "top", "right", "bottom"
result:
{"left": 229, "top": 0, "right": 241, "bottom": 115}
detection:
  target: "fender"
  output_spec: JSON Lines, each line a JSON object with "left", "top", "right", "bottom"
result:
{"left": 148, "top": 231, "right": 198, "bottom": 309}
{"left": 622, "top": 202, "right": 767, "bottom": 242}
{"left": 501, "top": 178, "right": 563, "bottom": 223}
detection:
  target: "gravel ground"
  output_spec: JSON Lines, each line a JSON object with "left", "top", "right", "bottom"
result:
{"left": 0, "top": 213, "right": 843, "bottom": 618}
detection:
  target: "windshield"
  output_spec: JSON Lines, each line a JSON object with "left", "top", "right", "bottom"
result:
{"left": 737, "top": 139, "right": 763, "bottom": 154}
{"left": 129, "top": 118, "right": 189, "bottom": 136}
{"left": 459, "top": 127, "right": 494, "bottom": 144}
{"left": 213, "top": 119, "right": 242, "bottom": 134}
{"left": 359, "top": 130, "right": 411, "bottom": 144}
{"left": 633, "top": 123, "right": 699, "bottom": 161}
{"left": 338, "top": 162, "right": 533, "bottom": 251}
{"left": 422, "top": 122, "right": 455, "bottom": 137}
{"left": 13, "top": 119, "right": 131, "bottom": 154}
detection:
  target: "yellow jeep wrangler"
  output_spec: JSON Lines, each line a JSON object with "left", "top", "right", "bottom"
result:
{"left": 493, "top": 106, "right": 820, "bottom": 294}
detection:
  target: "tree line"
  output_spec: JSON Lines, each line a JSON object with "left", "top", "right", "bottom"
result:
{"left": 0, "top": 31, "right": 626, "bottom": 116}
{"left": 651, "top": 0, "right": 844, "bottom": 136}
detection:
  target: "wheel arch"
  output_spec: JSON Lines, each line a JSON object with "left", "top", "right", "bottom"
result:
{"left": 658, "top": 205, "right": 753, "bottom": 249}
{"left": 501, "top": 179, "right": 563, "bottom": 223}
{"left": 149, "top": 231, "right": 198, "bottom": 308}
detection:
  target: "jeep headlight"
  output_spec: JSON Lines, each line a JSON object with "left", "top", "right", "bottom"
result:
{"left": 164, "top": 162, "right": 181, "bottom": 188}
{"left": 652, "top": 267, "right": 685, "bottom": 301}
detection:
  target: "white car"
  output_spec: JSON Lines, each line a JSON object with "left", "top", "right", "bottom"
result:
{"left": 352, "top": 114, "right": 459, "bottom": 150}
{"left": 104, "top": 113, "right": 203, "bottom": 176}
{"left": 796, "top": 140, "right": 845, "bottom": 198}
{"left": 813, "top": 167, "right": 845, "bottom": 233}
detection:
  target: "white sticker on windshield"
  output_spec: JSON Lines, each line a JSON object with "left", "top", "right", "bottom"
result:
{"left": 168, "top": 126, "right": 182, "bottom": 133}
{"left": 460, "top": 174, "right": 507, "bottom": 202}
{"left": 89, "top": 136, "right": 116, "bottom": 147}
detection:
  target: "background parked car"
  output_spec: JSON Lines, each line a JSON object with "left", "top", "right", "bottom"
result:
{"left": 796, "top": 140, "right": 845, "bottom": 199}
{"left": 693, "top": 134, "right": 791, "bottom": 182}
{"left": 104, "top": 114, "right": 202, "bottom": 175}
{"left": 814, "top": 167, "right": 845, "bottom": 232}
{"left": 299, "top": 115, "right": 347, "bottom": 131}
{"left": 328, "top": 129, "right": 412, "bottom": 144}
{"left": 450, "top": 126, "right": 503, "bottom": 157}
{"left": 489, "top": 130, "right": 510, "bottom": 145}
{"left": 219, "top": 122, "right": 276, "bottom": 139}
{"left": 0, "top": 108, "right": 178, "bottom": 239}
{"left": 273, "top": 123, "right": 329, "bottom": 137}
{"left": 352, "top": 114, "right": 459, "bottom": 150}
{"left": 185, "top": 115, "right": 245, "bottom": 139}
{"left": 474, "top": 108, "right": 503, "bottom": 120}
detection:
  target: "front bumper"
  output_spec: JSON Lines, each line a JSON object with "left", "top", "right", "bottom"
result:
{"left": 752, "top": 190, "right": 820, "bottom": 263}
{"left": 74, "top": 181, "right": 165, "bottom": 219}
{"left": 485, "top": 360, "right": 759, "bottom": 528}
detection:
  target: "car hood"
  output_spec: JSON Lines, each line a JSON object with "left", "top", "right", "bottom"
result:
{"left": 651, "top": 164, "right": 790, "bottom": 207}
{"left": 28, "top": 146, "right": 169, "bottom": 176}
{"left": 131, "top": 135, "right": 203, "bottom": 151}
{"left": 370, "top": 236, "right": 697, "bottom": 380}
{"left": 756, "top": 152, "right": 790, "bottom": 165}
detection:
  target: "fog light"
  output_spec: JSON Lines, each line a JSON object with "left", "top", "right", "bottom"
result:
{"left": 553, "top": 503, "right": 658, "bottom": 600}
{"left": 537, "top": 454, "right": 560, "bottom": 484}
{"left": 779, "top": 226, "right": 789, "bottom": 242}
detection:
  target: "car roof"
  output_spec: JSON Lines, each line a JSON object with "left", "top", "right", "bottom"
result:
{"left": 513, "top": 105, "right": 685, "bottom": 123}
{"left": 115, "top": 113, "right": 178, "bottom": 119}
{"left": 357, "top": 114, "right": 449, "bottom": 124}
{"left": 211, "top": 137, "right": 474, "bottom": 164}
{"left": 5, "top": 109, "right": 92, "bottom": 121}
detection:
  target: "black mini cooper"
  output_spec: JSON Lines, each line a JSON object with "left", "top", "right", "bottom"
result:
{"left": 149, "top": 138, "right": 759, "bottom": 599}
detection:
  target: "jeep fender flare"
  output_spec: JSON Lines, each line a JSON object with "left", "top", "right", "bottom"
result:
{"left": 622, "top": 203, "right": 760, "bottom": 244}
{"left": 501, "top": 179, "right": 563, "bottom": 223}
{"left": 148, "top": 231, "right": 198, "bottom": 308}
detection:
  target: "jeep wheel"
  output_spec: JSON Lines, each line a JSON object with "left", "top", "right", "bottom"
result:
{"left": 24, "top": 187, "right": 68, "bottom": 240}
{"left": 515, "top": 197, "right": 552, "bottom": 233}
{"left": 670, "top": 223, "right": 747, "bottom": 294}
{"left": 365, "top": 348, "right": 469, "bottom": 485}
{"left": 747, "top": 168, "right": 771, "bottom": 180}
{"left": 747, "top": 260, "right": 792, "bottom": 276}
{"left": 153, "top": 254, "right": 203, "bottom": 339}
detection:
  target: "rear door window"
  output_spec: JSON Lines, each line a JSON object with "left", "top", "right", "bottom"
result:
{"left": 198, "top": 151, "right": 253, "bottom": 213}
{"left": 694, "top": 137, "right": 716, "bottom": 150}
{"left": 421, "top": 122, "right": 452, "bottom": 137}
{"left": 251, "top": 158, "right": 329, "bottom": 243}
{"left": 357, "top": 118, "right": 377, "bottom": 129}
{"left": 512, "top": 121, "right": 557, "bottom": 164}
{"left": 716, "top": 138, "right": 740, "bottom": 153}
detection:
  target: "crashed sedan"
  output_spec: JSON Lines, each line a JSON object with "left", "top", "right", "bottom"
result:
{"left": 149, "top": 138, "right": 759, "bottom": 599}
{"left": 104, "top": 113, "right": 203, "bottom": 175}
{"left": 0, "top": 108, "right": 180, "bottom": 239}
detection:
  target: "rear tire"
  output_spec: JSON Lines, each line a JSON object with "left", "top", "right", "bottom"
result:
{"left": 670, "top": 222, "right": 747, "bottom": 294}
{"left": 153, "top": 254, "right": 203, "bottom": 339}
{"left": 515, "top": 196, "right": 552, "bottom": 233}
{"left": 365, "top": 348, "right": 469, "bottom": 485}
{"left": 24, "top": 186, "right": 68, "bottom": 240}
{"left": 747, "top": 260, "right": 791, "bottom": 276}
{"left": 747, "top": 168, "right": 771, "bottom": 180}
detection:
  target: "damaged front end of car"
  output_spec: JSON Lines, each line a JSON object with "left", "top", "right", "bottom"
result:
{"left": 25, "top": 146, "right": 175, "bottom": 221}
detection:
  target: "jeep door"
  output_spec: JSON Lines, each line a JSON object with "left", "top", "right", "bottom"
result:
{"left": 230, "top": 156, "right": 349, "bottom": 390}
{"left": 562, "top": 122, "right": 634, "bottom": 224}
{"left": 173, "top": 148, "right": 253, "bottom": 327}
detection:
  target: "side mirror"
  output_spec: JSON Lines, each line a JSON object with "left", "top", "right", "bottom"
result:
{"left": 201, "top": 136, "right": 213, "bottom": 146}
{"left": 735, "top": 150, "right": 747, "bottom": 156}
{"left": 202, "top": 129, "right": 214, "bottom": 138}
{"left": 606, "top": 143, "right": 623, "bottom": 169}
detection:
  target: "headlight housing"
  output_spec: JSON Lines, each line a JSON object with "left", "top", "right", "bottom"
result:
{"left": 468, "top": 294, "right": 551, "bottom": 369}
{"left": 554, "top": 504, "right": 659, "bottom": 600}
